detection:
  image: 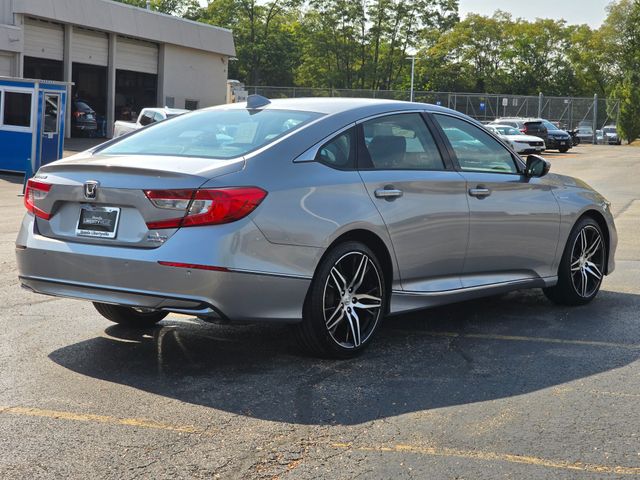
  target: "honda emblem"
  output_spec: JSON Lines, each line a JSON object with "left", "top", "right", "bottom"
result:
{"left": 84, "top": 180, "right": 99, "bottom": 200}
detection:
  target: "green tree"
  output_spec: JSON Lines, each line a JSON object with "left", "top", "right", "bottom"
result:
{"left": 201, "top": 0, "right": 302, "bottom": 85}
{"left": 297, "top": 0, "right": 458, "bottom": 90}
{"left": 611, "top": 72, "right": 640, "bottom": 143}
{"left": 602, "top": 0, "right": 640, "bottom": 142}
{"left": 112, "top": 0, "right": 202, "bottom": 18}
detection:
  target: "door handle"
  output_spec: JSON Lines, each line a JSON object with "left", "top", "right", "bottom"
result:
{"left": 468, "top": 187, "right": 491, "bottom": 198}
{"left": 375, "top": 188, "right": 404, "bottom": 199}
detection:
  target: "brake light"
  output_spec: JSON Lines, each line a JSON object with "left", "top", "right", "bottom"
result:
{"left": 73, "top": 111, "right": 85, "bottom": 119}
{"left": 24, "top": 179, "right": 52, "bottom": 220}
{"left": 144, "top": 187, "right": 267, "bottom": 229}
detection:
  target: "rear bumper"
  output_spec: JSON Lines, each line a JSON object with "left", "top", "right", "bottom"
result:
{"left": 16, "top": 215, "right": 317, "bottom": 323}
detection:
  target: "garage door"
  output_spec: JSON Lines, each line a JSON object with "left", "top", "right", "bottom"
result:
{"left": 116, "top": 37, "right": 158, "bottom": 75}
{"left": 72, "top": 28, "right": 108, "bottom": 66}
{"left": 0, "top": 54, "right": 12, "bottom": 77}
{"left": 24, "top": 18, "right": 64, "bottom": 61}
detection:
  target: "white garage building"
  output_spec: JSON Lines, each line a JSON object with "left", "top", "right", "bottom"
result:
{"left": 0, "top": 0, "right": 235, "bottom": 136}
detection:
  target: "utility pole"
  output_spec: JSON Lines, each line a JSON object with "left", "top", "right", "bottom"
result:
{"left": 408, "top": 56, "right": 416, "bottom": 102}
{"left": 593, "top": 94, "right": 598, "bottom": 145}
{"left": 538, "top": 92, "right": 543, "bottom": 118}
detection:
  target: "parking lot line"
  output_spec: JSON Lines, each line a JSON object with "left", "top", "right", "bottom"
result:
{"left": 3, "top": 404, "right": 639, "bottom": 475}
{"left": 420, "top": 331, "right": 640, "bottom": 350}
{"left": 0, "top": 405, "right": 208, "bottom": 435}
{"left": 331, "top": 443, "right": 640, "bottom": 476}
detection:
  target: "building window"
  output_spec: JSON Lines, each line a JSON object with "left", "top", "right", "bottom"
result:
{"left": 185, "top": 99, "right": 199, "bottom": 111}
{"left": 165, "top": 96, "right": 175, "bottom": 108}
{"left": 3, "top": 91, "right": 32, "bottom": 128}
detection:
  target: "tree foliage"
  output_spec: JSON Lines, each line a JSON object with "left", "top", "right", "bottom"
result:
{"left": 117, "top": 0, "right": 640, "bottom": 127}
{"left": 112, "top": 0, "right": 202, "bottom": 18}
{"left": 602, "top": 0, "right": 640, "bottom": 142}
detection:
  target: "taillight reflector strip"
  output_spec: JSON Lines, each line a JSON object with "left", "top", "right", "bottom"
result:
{"left": 144, "top": 187, "right": 267, "bottom": 229}
{"left": 24, "top": 179, "right": 52, "bottom": 220}
{"left": 157, "top": 261, "right": 229, "bottom": 272}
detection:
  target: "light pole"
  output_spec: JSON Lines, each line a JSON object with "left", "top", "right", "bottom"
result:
{"left": 408, "top": 56, "right": 416, "bottom": 102}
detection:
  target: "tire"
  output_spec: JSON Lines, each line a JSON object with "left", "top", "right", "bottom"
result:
{"left": 559, "top": 147, "right": 570, "bottom": 153}
{"left": 543, "top": 217, "right": 606, "bottom": 306}
{"left": 93, "top": 302, "right": 168, "bottom": 328}
{"left": 294, "top": 241, "right": 387, "bottom": 358}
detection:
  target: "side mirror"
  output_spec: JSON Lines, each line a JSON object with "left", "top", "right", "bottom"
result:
{"left": 525, "top": 155, "right": 551, "bottom": 178}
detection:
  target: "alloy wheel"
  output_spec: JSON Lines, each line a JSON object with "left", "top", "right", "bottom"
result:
{"left": 322, "top": 251, "right": 383, "bottom": 349}
{"left": 570, "top": 225, "right": 605, "bottom": 298}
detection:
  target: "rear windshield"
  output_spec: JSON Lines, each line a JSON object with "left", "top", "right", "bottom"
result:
{"left": 99, "top": 108, "right": 323, "bottom": 159}
{"left": 75, "top": 101, "right": 92, "bottom": 111}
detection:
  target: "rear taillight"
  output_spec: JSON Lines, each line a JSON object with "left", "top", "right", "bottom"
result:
{"left": 521, "top": 127, "right": 528, "bottom": 134}
{"left": 144, "top": 187, "right": 267, "bottom": 229}
{"left": 24, "top": 179, "right": 52, "bottom": 220}
{"left": 73, "top": 111, "right": 85, "bottom": 119}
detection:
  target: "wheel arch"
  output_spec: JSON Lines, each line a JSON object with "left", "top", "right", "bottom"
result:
{"left": 577, "top": 209, "right": 611, "bottom": 274}
{"left": 312, "top": 229, "right": 395, "bottom": 312}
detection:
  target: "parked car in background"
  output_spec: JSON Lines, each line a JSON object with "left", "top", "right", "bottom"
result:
{"left": 491, "top": 118, "right": 548, "bottom": 145}
{"left": 538, "top": 119, "right": 573, "bottom": 152}
{"left": 602, "top": 125, "right": 622, "bottom": 145}
{"left": 17, "top": 97, "right": 617, "bottom": 358}
{"left": 113, "top": 107, "right": 189, "bottom": 138}
{"left": 576, "top": 123, "right": 594, "bottom": 143}
{"left": 71, "top": 100, "right": 97, "bottom": 137}
{"left": 485, "top": 124, "right": 546, "bottom": 154}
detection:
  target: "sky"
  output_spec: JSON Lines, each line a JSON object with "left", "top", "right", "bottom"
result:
{"left": 458, "top": 0, "right": 611, "bottom": 27}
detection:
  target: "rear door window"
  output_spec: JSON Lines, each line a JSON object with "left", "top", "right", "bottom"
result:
{"left": 360, "top": 113, "right": 445, "bottom": 170}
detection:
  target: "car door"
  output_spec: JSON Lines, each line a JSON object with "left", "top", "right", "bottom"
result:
{"left": 357, "top": 112, "right": 469, "bottom": 292}
{"left": 432, "top": 113, "right": 561, "bottom": 287}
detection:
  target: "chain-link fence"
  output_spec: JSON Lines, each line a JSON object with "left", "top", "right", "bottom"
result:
{"left": 246, "top": 86, "right": 620, "bottom": 131}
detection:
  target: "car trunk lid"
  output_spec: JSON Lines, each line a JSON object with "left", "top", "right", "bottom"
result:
{"left": 32, "top": 154, "right": 244, "bottom": 248}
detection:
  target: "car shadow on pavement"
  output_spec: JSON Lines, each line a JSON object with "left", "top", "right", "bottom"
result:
{"left": 49, "top": 288, "right": 640, "bottom": 425}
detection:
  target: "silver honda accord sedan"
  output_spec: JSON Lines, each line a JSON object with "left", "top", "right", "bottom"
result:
{"left": 16, "top": 96, "right": 617, "bottom": 358}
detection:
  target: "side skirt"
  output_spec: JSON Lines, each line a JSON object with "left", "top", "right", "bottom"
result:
{"left": 389, "top": 277, "right": 557, "bottom": 316}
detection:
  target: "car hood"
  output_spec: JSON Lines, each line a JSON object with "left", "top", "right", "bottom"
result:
{"left": 548, "top": 130, "right": 570, "bottom": 136}
{"left": 505, "top": 134, "right": 544, "bottom": 142}
{"left": 546, "top": 173, "right": 596, "bottom": 191}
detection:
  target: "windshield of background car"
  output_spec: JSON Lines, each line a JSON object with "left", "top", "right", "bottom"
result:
{"left": 99, "top": 109, "right": 324, "bottom": 159}
{"left": 603, "top": 127, "right": 616, "bottom": 134}
{"left": 496, "top": 126, "right": 521, "bottom": 136}
{"left": 542, "top": 121, "right": 558, "bottom": 131}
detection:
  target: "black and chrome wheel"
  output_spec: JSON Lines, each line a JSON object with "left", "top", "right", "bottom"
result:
{"left": 296, "top": 241, "right": 386, "bottom": 358}
{"left": 93, "top": 302, "right": 168, "bottom": 328}
{"left": 544, "top": 217, "right": 606, "bottom": 306}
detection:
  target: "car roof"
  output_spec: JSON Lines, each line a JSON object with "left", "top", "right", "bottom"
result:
{"left": 496, "top": 118, "right": 543, "bottom": 123}
{"left": 210, "top": 96, "right": 461, "bottom": 117}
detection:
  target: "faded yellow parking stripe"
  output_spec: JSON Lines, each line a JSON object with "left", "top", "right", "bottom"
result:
{"left": 0, "top": 406, "right": 207, "bottom": 435}
{"left": 331, "top": 443, "right": 640, "bottom": 476}
{"left": 2, "top": 405, "right": 639, "bottom": 475}
{"left": 422, "top": 331, "right": 640, "bottom": 350}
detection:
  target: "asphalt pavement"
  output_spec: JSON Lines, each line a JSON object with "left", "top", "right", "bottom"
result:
{"left": 1, "top": 144, "right": 639, "bottom": 479}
